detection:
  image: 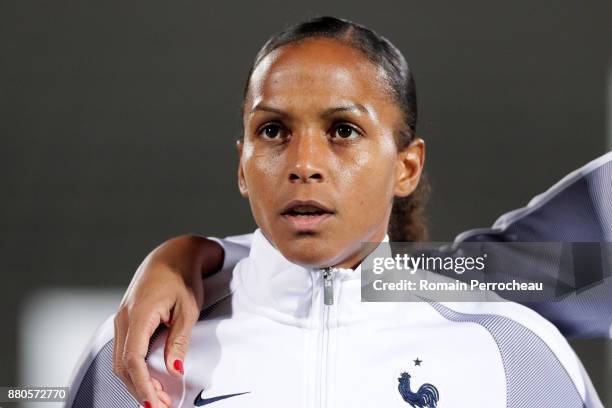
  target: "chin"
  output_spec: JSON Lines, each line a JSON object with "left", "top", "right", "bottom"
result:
{"left": 276, "top": 236, "right": 337, "bottom": 269}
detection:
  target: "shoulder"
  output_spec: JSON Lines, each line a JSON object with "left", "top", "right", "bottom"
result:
{"left": 430, "top": 301, "right": 601, "bottom": 407}
{"left": 206, "top": 233, "right": 253, "bottom": 272}
{"left": 66, "top": 315, "right": 138, "bottom": 407}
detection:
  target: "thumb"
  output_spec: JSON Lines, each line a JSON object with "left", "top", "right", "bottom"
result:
{"left": 164, "top": 303, "right": 199, "bottom": 377}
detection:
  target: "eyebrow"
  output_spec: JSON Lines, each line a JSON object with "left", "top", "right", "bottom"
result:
{"left": 321, "top": 103, "right": 369, "bottom": 117}
{"left": 250, "top": 103, "right": 370, "bottom": 117}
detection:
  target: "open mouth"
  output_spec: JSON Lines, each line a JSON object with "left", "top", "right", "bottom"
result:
{"left": 280, "top": 200, "right": 335, "bottom": 230}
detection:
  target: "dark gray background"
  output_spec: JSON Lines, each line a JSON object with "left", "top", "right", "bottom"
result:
{"left": 2, "top": 0, "right": 611, "bottom": 403}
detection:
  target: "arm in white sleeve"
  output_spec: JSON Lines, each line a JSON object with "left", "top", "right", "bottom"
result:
{"left": 206, "top": 233, "right": 253, "bottom": 273}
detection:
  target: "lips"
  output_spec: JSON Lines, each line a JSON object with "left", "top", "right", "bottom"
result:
{"left": 280, "top": 200, "right": 335, "bottom": 231}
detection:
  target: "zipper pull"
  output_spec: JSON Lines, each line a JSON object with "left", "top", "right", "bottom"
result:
{"left": 323, "top": 268, "right": 336, "bottom": 306}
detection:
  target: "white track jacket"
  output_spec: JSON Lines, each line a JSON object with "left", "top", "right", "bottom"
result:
{"left": 68, "top": 229, "right": 602, "bottom": 408}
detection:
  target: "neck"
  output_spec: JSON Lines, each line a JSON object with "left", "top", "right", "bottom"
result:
{"left": 330, "top": 227, "right": 388, "bottom": 270}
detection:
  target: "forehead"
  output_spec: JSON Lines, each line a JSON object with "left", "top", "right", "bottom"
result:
{"left": 246, "top": 38, "right": 395, "bottom": 112}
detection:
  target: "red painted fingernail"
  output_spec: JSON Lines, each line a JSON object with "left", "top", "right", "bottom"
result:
{"left": 173, "top": 358, "right": 184, "bottom": 374}
{"left": 143, "top": 401, "right": 151, "bottom": 408}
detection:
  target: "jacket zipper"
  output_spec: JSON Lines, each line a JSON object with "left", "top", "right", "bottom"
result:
{"left": 323, "top": 268, "right": 336, "bottom": 305}
{"left": 319, "top": 267, "right": 335, "bottom": 408}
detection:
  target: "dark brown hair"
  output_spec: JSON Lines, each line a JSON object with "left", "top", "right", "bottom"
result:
{"left": 242, "top": 16, "right": 430, "bottom": 241}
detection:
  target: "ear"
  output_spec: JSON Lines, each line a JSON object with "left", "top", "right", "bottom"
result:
{"left": 236, "top": 139, "right": 248, "bottom": 197}
{"left": 394, "top": 138, "right": 425, "bottom": 197}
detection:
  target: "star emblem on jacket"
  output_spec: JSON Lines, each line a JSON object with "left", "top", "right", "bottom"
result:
{"left": 397, "top": 372, "right": 439, "bottom": 408}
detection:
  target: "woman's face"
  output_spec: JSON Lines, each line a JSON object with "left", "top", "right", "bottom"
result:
{"left": 239, "top": 37, "right": 424, "bottom": 269}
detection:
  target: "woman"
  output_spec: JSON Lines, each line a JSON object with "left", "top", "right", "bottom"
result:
{"left": 68, "top": 16, "right": 600, "bottom": 408}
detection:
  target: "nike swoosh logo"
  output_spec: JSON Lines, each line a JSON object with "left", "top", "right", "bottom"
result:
{"left": 194, "top": 390, "right": 250, "bottom": 406}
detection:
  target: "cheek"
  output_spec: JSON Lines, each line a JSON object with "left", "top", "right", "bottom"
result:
{"left": 241, "top": 144, "right": 286, "bottom": 224}
{"left": 242, "top": 143, "right": 283, "bottom": 191}
{"left": 336, "top": 139, "right": 398, "bottom": 208}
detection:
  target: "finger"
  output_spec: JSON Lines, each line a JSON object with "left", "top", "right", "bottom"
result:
{"left": 159, "top": 392, "right": 172, "bottom": 407}
{"left": 156, "top": 398, "right": 170, "bottom": 408}
{"left": 157, "top": 390, "right": 172, "bottom": 407}
{"left": 150, "top": 378, "right": 172, "bottom": 407}
{"left": 113, "top": 312, "right": 139, "bottom": 399}
{"left": 123, "top": 312, "right": 163, "bottom": 407}
{"left": 115, "top": 312, "right": 157, "bottom": 404}
{"left": 164, "top": 301, "right": 199, "bottom": 377}
{"left": 151, "top": 377, "right": 162, "bottom": 392}
{"left": 113, "top": 312, "right": 126, "bottom": 378}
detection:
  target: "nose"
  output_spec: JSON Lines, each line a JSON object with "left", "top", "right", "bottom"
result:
{"left": 287, "top": 132, "right": 326, "bottom": 184}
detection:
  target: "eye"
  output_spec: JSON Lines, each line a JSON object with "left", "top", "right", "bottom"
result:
{"left": 258, "top": 123, "right": 287, "bottom": 140}
{"left": 332, "top": 123, "right": 361, "bottom": 140}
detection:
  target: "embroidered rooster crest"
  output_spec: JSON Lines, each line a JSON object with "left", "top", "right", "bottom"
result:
{"left": 397, "top": 372, "right": 439, "bottom": 408}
